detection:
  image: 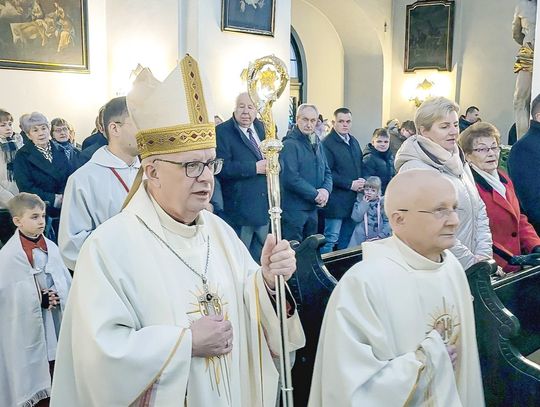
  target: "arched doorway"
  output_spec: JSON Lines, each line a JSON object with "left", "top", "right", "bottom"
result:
{"left": 289, "top": 27, "right": 306, "bottom": 127}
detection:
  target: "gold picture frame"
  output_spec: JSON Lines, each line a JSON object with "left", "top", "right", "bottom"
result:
{"left": 0, "top": 0, "right": 89, "bottom": 73}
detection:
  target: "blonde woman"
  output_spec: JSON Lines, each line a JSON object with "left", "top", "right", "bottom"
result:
{"left": 395, "top": 97, "right": 492, "bottom": 269}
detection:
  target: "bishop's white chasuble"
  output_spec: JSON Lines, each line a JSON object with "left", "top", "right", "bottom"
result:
{"left": 51, "top": 182, "right": 305, "bottom": 406}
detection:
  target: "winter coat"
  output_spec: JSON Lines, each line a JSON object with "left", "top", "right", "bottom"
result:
{"left": 322, "top": 129, "right": 363, "bottom": 219}
{"left": 394, "top": 135, "right": 493, "bottom": 269}
{"left": 348, "top": 196, "right": 391, "bottom": 248}
{"left": 508, "top": 119, "right": 540, "bottom": 232}
{"left": 362, "top": 143, "right": 395, "bottom": 194}
{"left": 472, "top": 167, "right": 540, "bottom": 272}
{"left": 280, "top": 126, "right": 332, "bottom": 211}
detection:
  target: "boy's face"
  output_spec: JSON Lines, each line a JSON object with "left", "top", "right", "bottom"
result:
{"left": 13, "top": 206, "right": 46, "bottom": 238}
{"left": 0, "top": 120, "right": 14, "bottom": 139}
{"left": 373, "top": 135, "right": 390, "bottom": 152}
{"left": 364, "top": 186, "right": 379, "bottom": 201}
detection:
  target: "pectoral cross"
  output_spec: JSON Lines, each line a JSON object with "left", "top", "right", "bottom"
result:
{"left": 198, "top": 278, "right": 223, "bottom": 316}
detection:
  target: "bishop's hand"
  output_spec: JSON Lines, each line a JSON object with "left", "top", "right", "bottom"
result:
{"left": 191, "top": 315, "right": 233, "bottom": 357}
{"left": 260, "top": 234, "right": 296, "bottom": 290}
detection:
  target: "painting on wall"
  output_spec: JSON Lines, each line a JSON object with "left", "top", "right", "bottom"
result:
{"left": 221, "top": 0, "right": 275, "bottom": 36}
{"left": 0, "top": 0, "right": 88, "bottom": 73}
{"left": 404, "top": 0, "right": 455, "bottom": 72}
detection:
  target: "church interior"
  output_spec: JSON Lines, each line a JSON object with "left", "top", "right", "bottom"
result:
{"left": 1, "top": 0, "right": 535, "bottom": 145}
{"left": 1, "top": 0, "right": 540, "bottom": 406}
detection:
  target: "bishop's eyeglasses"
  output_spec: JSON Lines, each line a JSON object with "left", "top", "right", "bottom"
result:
{"left": 153, "top": 158, "right": 224, "bottom": 178}
{"left": 397, "top": 207, "right": 459, "bottom": 220}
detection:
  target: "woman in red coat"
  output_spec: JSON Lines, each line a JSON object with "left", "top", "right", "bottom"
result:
{"left": 459, "top": 122, "right": 540, "bottom": 272}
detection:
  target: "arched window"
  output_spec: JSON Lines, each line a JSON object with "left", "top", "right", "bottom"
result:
{"left": 289, "top": 28, "right": 306, "bottom": 128}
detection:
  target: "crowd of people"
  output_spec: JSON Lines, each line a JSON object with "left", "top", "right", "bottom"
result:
{"left": 2, "top": 56, "right": 540, "bottom": 405}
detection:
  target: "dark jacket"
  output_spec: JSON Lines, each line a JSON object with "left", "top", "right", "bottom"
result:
{"left": 52, "top": 140, "right": 81, "bottom": 172}
{"left": 322, "top": 130, "right": 363, "bottom": 219}
{"left": 216, "top": 117, "right": 268, "bottom": 226}
{"left": 81, "top": 131, "right": 107, "bottom": 151}
{"left": 459, "top": 116, "right": 474, "bottom": 132}
{"left": 362, "top": 143, "right": 395, "bottom": 194}
{"left": 280, "top": 126, "right": 332, "bottom": 211}
{"left": 389, "top": 132, "right": 406, "bottom": 156}
{"left": 13, "top": 141, "right": 72, "bottom": 216}
{"left": 472, "top": 167, "right": 540, "bottom": 272}
{"left": 508, "top": 119, "right": 540, "bottom": 232}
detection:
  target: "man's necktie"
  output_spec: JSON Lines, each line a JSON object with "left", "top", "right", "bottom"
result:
{"left": 247, "top": 128, "right": 263, "bottom": 160}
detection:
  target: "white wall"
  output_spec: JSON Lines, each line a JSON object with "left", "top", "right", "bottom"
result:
{"left": 391, "top": 0, "right": 518, "bottom": 141}
{"left": 291, "top": 0, "right": 344, "bottom": 123}
{"left": 182, "top": 0, "right": 291, "bottom": 137}
{"left": 0, "top": 0, "right": 108, "bottom": 142}
{"left": 106, "top": 0, "right": 179, "bottom": 95}
{"left": 293, "top": 0, "right": 391, "bottom": 145}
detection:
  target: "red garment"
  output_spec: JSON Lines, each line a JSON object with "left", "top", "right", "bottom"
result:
{"left": 473, "top": 169, "right": 540, "bottom": 272}
{"left": 19, "top": 231, "right": 47, "bottom": 267}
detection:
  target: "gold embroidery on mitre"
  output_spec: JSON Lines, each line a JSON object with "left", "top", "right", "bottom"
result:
{"left": 136, "top": 123, "right": 216, "bottom": 160}
{"left": 181, "top": 55, "right": 209, "bottom": 125}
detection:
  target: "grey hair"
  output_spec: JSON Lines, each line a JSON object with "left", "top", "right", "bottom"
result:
{"left": 20, "top": 112, "right": 49, "bottom": 133}
{"left": 296, "top": 104, "right": 319, "bottom": 119}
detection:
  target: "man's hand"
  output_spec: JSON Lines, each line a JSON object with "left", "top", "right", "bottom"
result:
{"left": 351, "top": 178, "right": 366, "bottom": 192}
{"left": 256, "top": 159, "right": 267, "bottom": 174}
{"left": 315, "top": 188, "right": 329, "bottom": 206}
{"left": 435, "top": 322, "right": 458, "bottom": 369}
{"left": 191, "top": 315, "right": 233, "bottom": 357}
{"left": 260, "top": 234, "right": 296, "bottom": 290}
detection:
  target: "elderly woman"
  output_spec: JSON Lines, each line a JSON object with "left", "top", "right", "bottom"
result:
{"left": 459, "top": 122, "right": 540, "bottom": 272}
{"left": 13, "top": 112, "right": 72, "bottom": 241}
{"left": 50, "top": 117, "right": 80, "bottom": 168}
{"left": 395, "top": 97, "right": 492, "bottom": 269}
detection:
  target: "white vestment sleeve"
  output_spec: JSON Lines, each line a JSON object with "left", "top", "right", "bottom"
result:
{"left": 58, "top": 176, "right": 94, "bottom": 270}
{"left": 51, "top": 239, "right": 192, "bottom": 407}
{"left": 309, "top": 273, "right": 460, "bottom": 407}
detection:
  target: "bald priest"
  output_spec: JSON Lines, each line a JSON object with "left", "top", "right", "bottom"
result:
{"left": 309, "top": 170, "right": 484, "bottom": 407}
{"left": 50, "top": 56, "right": 305, "bottom": 407}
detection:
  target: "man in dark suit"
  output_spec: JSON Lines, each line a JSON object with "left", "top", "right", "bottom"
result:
{"left": 320, "top": 108, "right": 364, "bottom": 253}
{"left": 216, "top": 92, "right": 268, "bottom": 261}
{"left": 280, "top": 104, "right": 332, "bottom": 242}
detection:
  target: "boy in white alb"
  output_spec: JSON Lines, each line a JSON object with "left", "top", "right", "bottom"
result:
{"left": 0, "top": 193, "right": 71, "bottom": 406}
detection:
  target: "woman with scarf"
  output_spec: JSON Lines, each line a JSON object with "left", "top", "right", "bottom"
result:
{"left": 13, "top": 112, "right": 72, "bottom": 242}
{"left": 459, "top": 122, "right": 540, "bottom": 272}
{"left": 0, "top": 109, "right": 23, "bottom": 243}
{"left": 394, "top": 97, "right": 493, "bottom": 269}
{"left": 50, "top": 117, "right": 80, "bottom": 170}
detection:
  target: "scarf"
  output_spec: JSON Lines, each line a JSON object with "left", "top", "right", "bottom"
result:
{"left": 416, "top": 135, "right": 464, "bottom": 176}
{"left": 470, "top": 163, "right": 507, "bottom": 198}
{"left": 35, "top": 142, "right": 53, "bottom": 162}
{"left": 54, "top": 140, "right": 74, "bottom": 160}
{"left": 0, "top": 135, "right": 19, "bottom": 181}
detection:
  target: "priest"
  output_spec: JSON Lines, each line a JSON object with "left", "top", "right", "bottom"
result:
{"left": 50, "top": 55, "right": 305, "bottom": 407}
{"left": 308, "top": 169, "right": 484, "bottom": 406}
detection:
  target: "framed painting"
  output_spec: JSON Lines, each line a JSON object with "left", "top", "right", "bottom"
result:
{"left": 0, "top": 0, "right": 89, "bottom": 73}
{"left": 404, "top": 0, "right": 455, "bottom": 72}
{"left": 221, "top": 0, "right": 275, "bottom": 37}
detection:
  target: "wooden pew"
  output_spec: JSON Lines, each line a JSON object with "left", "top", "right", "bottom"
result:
{"left": 467, "top": 260, "right": 540, "bottom": 406}
{"left": 291, "top": 235, "right": 540, "bottom": 406}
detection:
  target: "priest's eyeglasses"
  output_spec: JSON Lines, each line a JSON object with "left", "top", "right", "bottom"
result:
{"left": 153, "top": 158, "right": 224, "bottom": 178}
{"left": 397, "top": 208, "right": 459, "bottom": 220}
